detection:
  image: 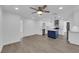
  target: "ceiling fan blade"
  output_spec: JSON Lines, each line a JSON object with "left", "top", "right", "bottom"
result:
{"left": 42, "top": 5, "right": 47, "bottom": 9}
{"left": 32, "top": 12, "right": 37, "bottom": 14}
{"left": 44, "top": 10, "right": 50, "bottom": 13}
{"left": 30, "top": 7, "right": 38, "bottom": 11}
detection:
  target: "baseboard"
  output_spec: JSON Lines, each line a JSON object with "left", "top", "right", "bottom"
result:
{"left": 3, "top": 39, "right": 21, "bottom": 47}
{"left": 69, "top": 40, "right": 79, "bottom": 45}
{"left": 0, "top": 38, "right": 22, "bottom": 53}
{"left": 23, "top": 34, "right": 39, "bottom": 38}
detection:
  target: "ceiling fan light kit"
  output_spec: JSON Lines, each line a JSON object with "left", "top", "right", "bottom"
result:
{"left": 37, "top": 11, "right": 43, "bottom": 15}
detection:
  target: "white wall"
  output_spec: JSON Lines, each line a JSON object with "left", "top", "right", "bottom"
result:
{"left": 0, "top": 7, "right": 3, "bottom": 50}
{"left": 2, "top": 13, "right": 22, "bottom": 45}
{"left": 69, "top": 7, "right": 79, "bottom": 45}
{"left": 23, "top": 19, "right": 42, "bottom": 36}
{"left": 69, "top": 32, "right": 79, "bottom": 45}
{"left": 73, "top": 12, "right": 79, "bottom": 26}
{"left": 69, "top": 6, "right": 79, "bottom": 45}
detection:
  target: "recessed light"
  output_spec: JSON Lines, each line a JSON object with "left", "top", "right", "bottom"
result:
{"left": 15, "top": 7, "right": 19, "bottom": 10}
{"left": 59, "top": 7, "right": 63, "bottom": 10}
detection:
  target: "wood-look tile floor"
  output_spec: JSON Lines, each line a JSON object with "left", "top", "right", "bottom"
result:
{"left": 1, "top": 34, "right": 79, "bottom": 53}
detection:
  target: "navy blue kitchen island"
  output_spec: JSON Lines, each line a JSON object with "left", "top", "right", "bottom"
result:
{"left": 48, "top": 30, "right": 59, "bottom": 39}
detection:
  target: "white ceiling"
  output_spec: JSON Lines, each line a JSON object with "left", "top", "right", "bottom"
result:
{"left": 1, "top": 5, "right": 78, "bottom": 20}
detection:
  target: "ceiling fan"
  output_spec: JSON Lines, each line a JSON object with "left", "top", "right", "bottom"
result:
{"left": 30, "top": 5, "right": 50, "bottom": 15}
